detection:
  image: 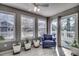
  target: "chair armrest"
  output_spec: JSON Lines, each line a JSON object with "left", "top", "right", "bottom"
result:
{"left": 52, "top": 38, "right": 56, "bottom": 42}
{"left": 40, "top": 37, "right": 44, "bottom": 41}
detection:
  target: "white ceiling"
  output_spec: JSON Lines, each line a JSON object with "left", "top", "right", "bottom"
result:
{"left": 2, "top": 3, "right": 79, "bottom": 17}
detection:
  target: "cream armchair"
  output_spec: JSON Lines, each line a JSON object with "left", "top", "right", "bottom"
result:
{"left": 24, "top": 40, "right": 31, "bottom": 51}
{"left": 33, "top": 40, "right": 40, "bottom": 48}
{"left": 12, "top": 42, "right": 21, "bottom": 54}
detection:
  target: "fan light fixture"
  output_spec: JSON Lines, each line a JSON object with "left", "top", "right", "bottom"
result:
{"left": 33, "top": 3, "right": 40, "bottom": 12}
{"left": 33, "top": 3, "right": 49, "bottom": 12}
{"left": 34, "top": 6, "right": 40, "bottom": 12}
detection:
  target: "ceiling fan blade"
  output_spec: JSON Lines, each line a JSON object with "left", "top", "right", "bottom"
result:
{"left": 33, "top": 3, "right": 49, "bottom": 7}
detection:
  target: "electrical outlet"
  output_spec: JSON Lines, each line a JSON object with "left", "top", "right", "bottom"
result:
{"left": 4, "top": 44, "right": 7, "bottom": 47}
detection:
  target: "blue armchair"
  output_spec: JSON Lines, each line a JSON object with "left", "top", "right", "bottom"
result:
{"left": 42, "top": 34, "right": 56, "bottom": 48}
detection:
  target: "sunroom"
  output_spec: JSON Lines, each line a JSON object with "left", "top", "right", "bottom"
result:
{"left": 0, "top": 3, "right": 79, "bottom": 56}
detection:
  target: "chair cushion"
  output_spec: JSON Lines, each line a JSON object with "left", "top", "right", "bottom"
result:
{"left": 44, "top": 34, "right": 52, "bottom": 40}
{"left": 24, "top": 43, "right": 31, "bottom": 49}
{"left": 43, "top": 40, "right": 54, "bottom": 43}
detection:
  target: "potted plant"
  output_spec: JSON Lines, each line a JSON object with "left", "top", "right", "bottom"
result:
{"left": 71, "top": 40, "right": 79, "bottom": 55}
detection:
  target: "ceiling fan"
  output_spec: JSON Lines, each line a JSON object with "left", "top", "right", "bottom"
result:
{"left": 33, "top": 3, "right": 49, "bottom": 7}
{"left": 33, "top": 3, "right": 49, "bottom": 12}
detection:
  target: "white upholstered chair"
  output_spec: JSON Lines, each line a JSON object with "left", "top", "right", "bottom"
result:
{"left": 33, "top": 40, "right": 40, "bottom": 48}
{"left": 24, "top": 40, "right": 31, "bottom": 50}
{"left": 12, "top": 42, "right": 21, "bottom": 54}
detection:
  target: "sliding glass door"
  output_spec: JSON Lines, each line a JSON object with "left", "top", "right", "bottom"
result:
{"left": 61, "top": 13, "right": 77, "bottom": 49}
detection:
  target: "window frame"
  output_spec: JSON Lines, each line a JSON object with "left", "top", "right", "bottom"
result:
{"left": 38, "top": 17, "right": 47, "bottom": 37}
{"left": 0, "top": 10, "right": 16, "bottom": 42}
{"left": 21, "top": 14, "right": 35, "bottom": 40}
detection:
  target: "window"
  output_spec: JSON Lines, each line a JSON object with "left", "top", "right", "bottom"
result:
{"left": 0, "top": 12, "right": 15, "bottom": 42}
{"left": 21, "top": 15, "right": 35, "bottom": 40}
{"left": 51, "top": 19, "right": 57, "bottom": 40}
{"left": 38, "top": 18, "right": 47, "bottom": 37}
{"left": 60, "top": 13, "right": 77, "bottom": 49}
